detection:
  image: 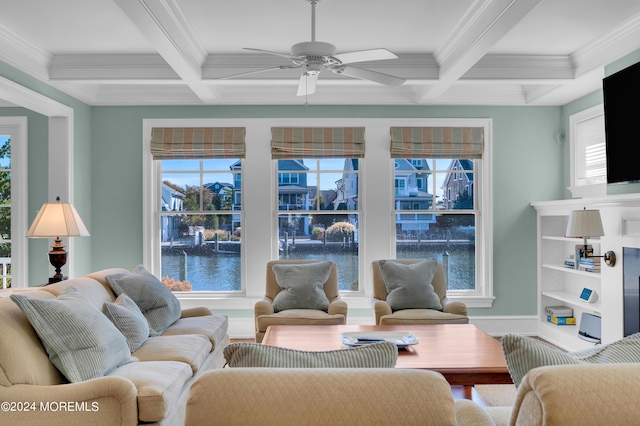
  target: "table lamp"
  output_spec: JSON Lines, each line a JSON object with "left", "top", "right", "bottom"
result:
{"left": 565, "top": 207, "right": 616, "bottom": 266}
{"left": 26, "top": 196, "right": 90, "bottom": 283}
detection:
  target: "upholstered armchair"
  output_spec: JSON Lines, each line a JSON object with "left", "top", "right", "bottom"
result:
{"left": 371, "top": 259, "right": 468, "bottom": 325}
{"left": 254, "top": 260, "right": 348, "bottom": 343}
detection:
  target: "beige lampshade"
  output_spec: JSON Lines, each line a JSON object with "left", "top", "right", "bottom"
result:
{"left": 26, "top": 198, "right": 90, "bottom": 238}
{"left": 566, "top": 208, "right": 604, "bottom": 238}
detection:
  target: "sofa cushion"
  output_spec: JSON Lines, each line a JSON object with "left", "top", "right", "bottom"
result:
{"left": 133, "top": 334, "right": 212, "bottom": 373}
{"left": 378, "top": 259, "right": 442, "bottom": 311}
{"left": 103, "top": 293, "right": 150, "bottom": 352}
{"left": 10, "top": 286, "right": 135, "bottom": 383}
{"left": 108, "top": 360, "right": 192, "bottom": 423}
{"left": 162, "top": 313, "right": 228, "bottom": 350}
{"left": 224, "top": 341, "right": 398, "bottom": 368}
{"left": 271, "top": 261, "right": 332, "bottom": 312}
{"left": 0, "top": 290, "right": 66, "bottom": 386}
{"left": 501, "top": 332, "right": 640, "bottom": 387}
{"left": 106, "top": 265, "right": 181, "bottom": 336}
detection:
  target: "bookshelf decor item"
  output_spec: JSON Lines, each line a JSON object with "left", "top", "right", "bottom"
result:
{"left": 565, "top": 208, "right": 616, "bottom": 267}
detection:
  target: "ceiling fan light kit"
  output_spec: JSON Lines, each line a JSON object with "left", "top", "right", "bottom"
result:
{"left": 227, "top": 0, "right": 406, "bottom": 96}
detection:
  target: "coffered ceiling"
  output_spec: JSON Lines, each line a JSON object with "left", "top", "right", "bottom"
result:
{"left": 1, "top": 0, "right": 639, "bottom": 106}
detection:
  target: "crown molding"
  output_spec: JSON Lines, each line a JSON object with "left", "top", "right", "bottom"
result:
{"left": 0, "top": 24, "right": 50, "bottom": 80}
{"left": 572, "top": 13, "right": 640, "bottom": 77}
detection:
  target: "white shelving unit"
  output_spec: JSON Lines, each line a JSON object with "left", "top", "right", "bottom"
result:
{"left": 533, "top": 194, "right": 640, "bottom": 351}
{"left": 533, "top": 204, "right": 604, "bottom": 351}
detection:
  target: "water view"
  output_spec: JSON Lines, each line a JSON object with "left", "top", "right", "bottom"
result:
{"left": 162, "top": 241, "right": 474, "bottom": 291}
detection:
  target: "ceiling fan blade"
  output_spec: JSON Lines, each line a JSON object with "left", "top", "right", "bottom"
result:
{"left": 219, "top": 65, "right": 302, "bottom": 80}
{"left": 243, "top": 47, "right": 300, "bottom": 60}
{"left": 333, "top": 48, "right": 398, "bottom": 64}
{"left": 334, "top": 66, "right": 405, "bottom": 87}
{"left": 297, "top": 73, "right": 318, "bottom": 96}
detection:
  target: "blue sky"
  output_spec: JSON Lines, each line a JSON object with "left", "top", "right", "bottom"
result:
{"left": 0, "top": 135, "right": 9, "bottom": 169}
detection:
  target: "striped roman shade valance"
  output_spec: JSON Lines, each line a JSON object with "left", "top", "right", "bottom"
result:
{"left": 271, "top": 127, "right": 365, "bottom": 159}
{"left": 389, "top": 127, "right": 484, "bottom": 159}
{"left": 150, "top": 127, "right": 246, "bottom": 159}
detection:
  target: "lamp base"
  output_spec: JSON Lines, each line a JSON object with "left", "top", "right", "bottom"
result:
{"left": 47, "top": 237, "right": 68, "bottom": 284}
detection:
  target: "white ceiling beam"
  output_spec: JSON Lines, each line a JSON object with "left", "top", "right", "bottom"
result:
{"left": 417, "top": 0, "right": 544, "bottom": 103}
{"left": 112, "top": 0, "right": 220, "bottom": 103}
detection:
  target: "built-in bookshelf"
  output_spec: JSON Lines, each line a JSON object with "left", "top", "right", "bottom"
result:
{"left": 532, "top": 194, "right": 640, "bottom": 351}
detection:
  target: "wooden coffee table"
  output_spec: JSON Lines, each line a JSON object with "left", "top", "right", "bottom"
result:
{"left": 262, "top": 324, "right": 511, "bottom": 389}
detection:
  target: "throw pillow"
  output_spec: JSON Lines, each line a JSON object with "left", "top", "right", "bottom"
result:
{"left": 378, "top": 259, "right": 442, "bottom": 311}
{"left": 106, "top": 265, "right": 181, "bottom": 336}
{"left": 224, "top": 341, "right": 398, "bottom": 368}
{"left": 501, "top": 333, "right": 640, "bottom": 387}
{"left": 10, "top": 286, "right": 135, "bottom": 383}
{"left": 271, "top": 261, "right": 332, "bottom": 312}
{"left": 103, "top": 293, "right": 150, "bottom": 352}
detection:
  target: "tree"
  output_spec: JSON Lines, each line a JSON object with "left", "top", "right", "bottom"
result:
{"left": 454, "top": 189, "right": 473, "bottom": 210}
{"left": 0, "top": 138, "right": 10, "bottom": 257}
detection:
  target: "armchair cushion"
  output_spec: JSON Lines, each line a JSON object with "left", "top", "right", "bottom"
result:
{"left": 223, "top": 341, "right": 398, "bottom": 368}
{"left": 501, "top": 332, "right": 640, "bottom": 387}
{"left": 378, "top": 259, "right": 442, "bottom": 311}
{"left": 103, "top": 293, "right": 150, "bottom": 352}
{"left": 10, "top": 286, "right": 135, "bottom": 383}
{"left": 106, "top": 265, "right": 181, "bottom": 336}
{"left": 271, "top": 261, "right": 332, "bottom": 312}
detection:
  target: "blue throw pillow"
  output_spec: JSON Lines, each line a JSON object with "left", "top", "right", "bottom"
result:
{"left": 106, "top": 265, "right": 181, "bottom": 336}
{"left": 11, "top": 286, "right": 135, "bottom": 382}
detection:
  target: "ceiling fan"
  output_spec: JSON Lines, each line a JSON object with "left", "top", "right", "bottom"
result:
{"left": 223, "top": 0, "right": 406, "bottom": 96}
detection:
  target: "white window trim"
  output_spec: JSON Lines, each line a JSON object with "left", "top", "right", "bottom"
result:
{"left": 569, "top": 104, "right": 606, "bottom": 198}
{"left": 143, "top": 118, "right": 493, "bottom": 309}
{"left": 0, "top": 117, "right": 28, "bottom": 288}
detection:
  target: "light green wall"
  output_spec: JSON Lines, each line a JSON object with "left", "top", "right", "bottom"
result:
{"left": 0, "top": 60, "right": 93, "bottom": 283}
{"left": 90, "top": 105, "right": 561, "bottom": 316}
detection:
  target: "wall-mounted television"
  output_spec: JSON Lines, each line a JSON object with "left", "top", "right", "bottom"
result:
{"left": 603, "top": 61, "right": 640, "bottom": 184}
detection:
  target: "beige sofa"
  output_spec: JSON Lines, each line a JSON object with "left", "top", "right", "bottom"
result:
{"left": 0, "top": 268, "right": 229, "bottom": 426}
{"left": 186, "top": 363, "right": 640, "bottom": 425}
{"left": 456, "top": 363, "right": 640, "bottom": 426}
{"left": 186, "top": 367, "right": 459, "bottom": 425}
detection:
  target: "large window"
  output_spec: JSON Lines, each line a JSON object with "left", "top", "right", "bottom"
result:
{"left": 0, "top": 135, "right": 10, "bottom": 288}
{"left": 277, "top": 158, "right": 359, "bottom": 291}
{"left": 394, "top": 158, "right": 476, "bottom": 290}
{"left": 159, "top": 158, "right": 242, "bottom": 291}
{"left": 390, "top": 125, "right": 489, "bottom": 301}
{"left": 0, "top": 118, "right": 27, "bottom": 289}
{"left": 147, "top": 126, "right": 245, "bottom": 293}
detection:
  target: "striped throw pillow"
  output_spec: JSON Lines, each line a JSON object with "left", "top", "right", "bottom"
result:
{"left": 10, "top": 286, "right": 135, "bottom": 382}
{"left": 502, "top": 333, "right": 640, "bottom": 387}
{"left": 103, "top": 293, "right": 150, "bottom": 352}
{"left": 224, "top": 341, "right": 398, "bottom": 368}
{"left": 106, "top": 265, "right": 181, "bottom": 336}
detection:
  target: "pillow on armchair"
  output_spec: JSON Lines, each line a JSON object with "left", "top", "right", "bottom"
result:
{"left": 271, "top": 261, "right": 332, "bottom": 312}
{"left": 501, "top": 332, "right": 640, "bottom": 386}
{"left": 378, "top": 259, "right": 442, "bottom": 311}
